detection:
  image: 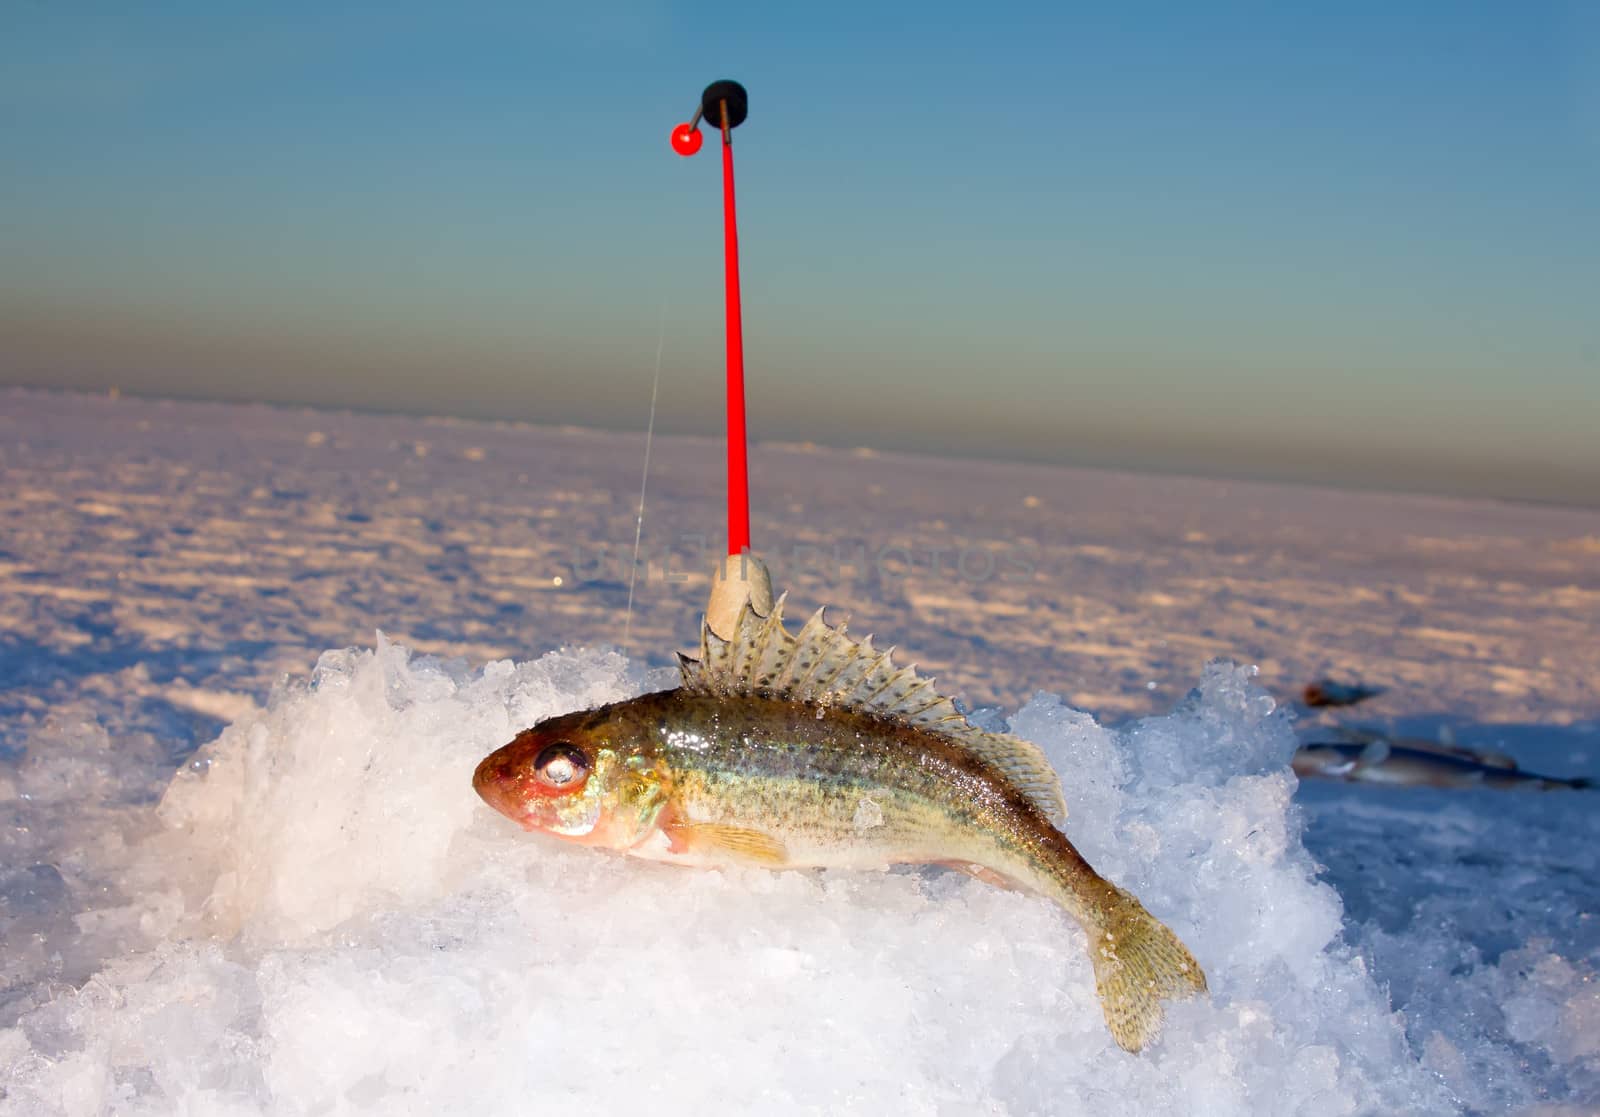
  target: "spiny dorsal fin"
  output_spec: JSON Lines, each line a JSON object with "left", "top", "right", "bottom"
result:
{"left": 678, "top": 594, "right": 1068, "bottom": 824}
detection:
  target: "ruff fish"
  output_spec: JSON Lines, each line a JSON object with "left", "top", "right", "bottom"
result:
{"left": 1293, "top": 735, "right": 1592, "bottom": 791}
{"left": 474, "top": 598, "right": 1207, "bottom": 1051}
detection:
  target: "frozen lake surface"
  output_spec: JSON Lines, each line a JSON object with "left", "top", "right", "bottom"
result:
{"left": 1, "top": 390, "right": 1597, "bottom": 1114}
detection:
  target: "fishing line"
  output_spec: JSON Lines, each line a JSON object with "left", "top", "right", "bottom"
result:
{"left": 623, "top": 298, "right": 667, "bottom": 653}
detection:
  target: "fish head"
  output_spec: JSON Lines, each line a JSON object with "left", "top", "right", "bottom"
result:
{"left": 472, "top": 706, "right": 665, "bottom": 848}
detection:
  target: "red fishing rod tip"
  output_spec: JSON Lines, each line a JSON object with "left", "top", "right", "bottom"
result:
{"left": 670, "top": 122, "right": 703, "bottom": 156}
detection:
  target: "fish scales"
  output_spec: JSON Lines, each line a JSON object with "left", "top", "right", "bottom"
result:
{"left": 619, "top": 692, "right": 1056, "bottom": 867}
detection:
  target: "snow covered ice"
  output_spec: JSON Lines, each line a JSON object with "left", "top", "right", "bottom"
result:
{"left": 2, "top": 646, "right": 1440, "bottom": 1114}
{"left": 1, "top": 392, "right": 1597, "bottom": 1114}
{"left": 5, "top": 656, "right": 1594, "bottom": 1115}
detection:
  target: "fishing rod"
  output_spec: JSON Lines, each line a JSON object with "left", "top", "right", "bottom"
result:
{"left": 672, "top": 79, "right": 774, "bottom": 638}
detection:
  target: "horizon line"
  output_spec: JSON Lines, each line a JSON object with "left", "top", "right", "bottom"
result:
{"left": 9, "top": 383, "right": 1599, "bottom": 516}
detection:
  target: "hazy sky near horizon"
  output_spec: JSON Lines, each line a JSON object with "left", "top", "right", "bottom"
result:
{"left": 3, "top": 2, "right": 1599, "bottom": 505}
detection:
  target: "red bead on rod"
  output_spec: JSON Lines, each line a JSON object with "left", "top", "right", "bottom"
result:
{"left": 670, "top": 122, "right": 702, "bottom": 156}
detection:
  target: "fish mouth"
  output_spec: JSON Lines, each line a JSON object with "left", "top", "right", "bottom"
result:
{"left": 471, "top": 752, "right": 502, "bottom": 803}
{"left": 472, "top": 750, "right": 527, "bottom": 825}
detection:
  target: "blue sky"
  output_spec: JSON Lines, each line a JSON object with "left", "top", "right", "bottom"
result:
{"left": 3, "top": 2, "right": 1598, "bottom": 504}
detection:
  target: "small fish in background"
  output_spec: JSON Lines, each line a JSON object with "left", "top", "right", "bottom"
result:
{"left": 1321, "top": 726, "right": 1521, "bottom": 770}
{"left": 474, "top": 597, "right": 1207, "bottom": 1053}
{"left": 1292, "top": 733, "right": 1592, "bottom": 791}
{"left": 1301, "top": 679, "right": 1385, "bottom": 708}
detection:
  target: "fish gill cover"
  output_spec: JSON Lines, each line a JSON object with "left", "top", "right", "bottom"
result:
{"left": 1, "top": 638, "right": 1503, "bottom": 1115}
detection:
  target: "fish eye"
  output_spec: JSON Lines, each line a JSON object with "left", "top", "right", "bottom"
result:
{"left": 533, "top": 741, "right": 589, "bottom": 788}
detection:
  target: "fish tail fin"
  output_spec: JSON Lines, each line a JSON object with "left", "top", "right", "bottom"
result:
{"left": 1088, "top": 888, "right": 1207, "bottom": 1052}
{"left": 1567, "top": 777, "right": 1593, "bottom": 791}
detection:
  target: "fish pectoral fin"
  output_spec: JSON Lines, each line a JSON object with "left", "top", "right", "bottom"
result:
{"left": 665, "top": 821, "right": 789, "bottom": 866}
